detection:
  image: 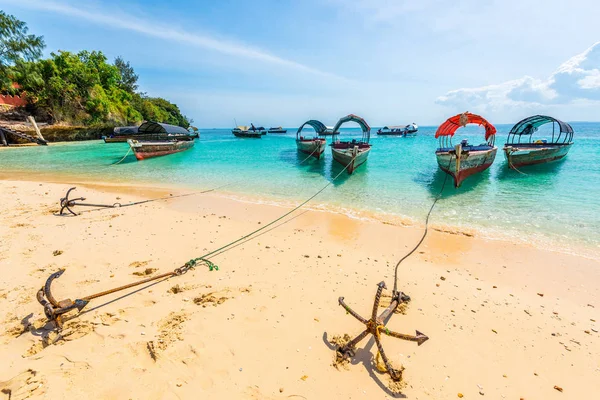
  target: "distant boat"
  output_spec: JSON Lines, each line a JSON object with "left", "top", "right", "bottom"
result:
{"left": 377, "top": 123, "right": 418, "bottom": 137}
{"left": 127, "top": 138, "right": 194, "bottom": 160}
{"left": 232, "top": 126, "right": 263, "bottom": 138}
{"left": 268, "top": 126, "right": 287, "bottom": 134}
{"left": 435, "top": 112, "right": 497, "bottom": 188}
{"left": 296, "top": 120, "right": 328, "bottom": 160}
{"left": 504, "top": 115, "right": 574, "bottom": 169}
{"left": 331, "top": 114, "right": 372, "bottom": 174}
{"left": 104, "top": 122, "right": 195, "bottom": 143}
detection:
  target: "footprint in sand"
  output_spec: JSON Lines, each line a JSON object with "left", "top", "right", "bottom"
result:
{"left": 155, "top": 311, "right": 188, "bottom": 352}
{"left": 132, "top": 268, "right": 157, "bottom": 276}
{"left": 0, "top": 369, "right": 45, "bottom": 400}
{"left": 192, "top": 287, "right": 251, "bottom": 308}
{"left": 22, "top": 319, "right": 96, "bottom": 357}
{"left": 129, "top": 260, "right": 151, "bottom": 268}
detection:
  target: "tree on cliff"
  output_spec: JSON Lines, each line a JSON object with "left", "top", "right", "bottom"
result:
{"left": 0, "top": 11, "right": 45, "bottom": 93}
{"left": 115, "top": 56, "right": 139, "bottom": 93}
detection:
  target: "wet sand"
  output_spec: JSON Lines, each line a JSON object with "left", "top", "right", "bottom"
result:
{"left": 0, "top": 179, "right": 598, "bottom": 399}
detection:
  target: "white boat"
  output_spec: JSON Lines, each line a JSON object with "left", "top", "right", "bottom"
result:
{"left": 330, "top": 114, "right": 372, "bottom": 174}
{"left": 435, "top": 112, "right": 497, "bottom": 187}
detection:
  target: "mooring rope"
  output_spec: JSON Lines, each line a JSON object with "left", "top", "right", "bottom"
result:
{"left": 181, "top": 155, "right": 357, "bottom": 273}
{"left": 392, "top": 159, "right": 452, "bottom": 294}
{"left": 111, "top": 146, "right": 133, "bottom": 165}
{"left": 507, "top": 152, "right": 529, "bottom": 176}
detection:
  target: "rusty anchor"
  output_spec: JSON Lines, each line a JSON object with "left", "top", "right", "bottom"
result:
{"left": 37, "top": 261, "right": 199, "bottom": 331}
{"left": 60, "top": 187, "right": 121, "bottom": 216}
{"left": 336, "top": 281, "right": 429, "bottom": 381}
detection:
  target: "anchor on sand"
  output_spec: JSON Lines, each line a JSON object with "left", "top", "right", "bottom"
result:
{"left": 336, "top": 281, "right": 429, "bottom": 381}
{"left": 59, "top": 187, "right": 121, "bottom": 216}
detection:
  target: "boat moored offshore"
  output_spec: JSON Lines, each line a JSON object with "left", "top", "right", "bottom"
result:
{"left": 295, "top": 120, "right": 328, "bottom": 160}
{"left": 504, "top": 115, "right": 574, "bottom": 169}
{"left": 435, "top": 112, "right": 497, "bottom": 188}
{"left": 330, "top": 114, "right": 372, "bottom": 174}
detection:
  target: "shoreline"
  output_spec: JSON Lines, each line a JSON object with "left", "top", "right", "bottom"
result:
{"left": 1, "top": 169, "right": 598, "bottom": 261}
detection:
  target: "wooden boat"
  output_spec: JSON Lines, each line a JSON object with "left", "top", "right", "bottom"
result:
{"left": 435, "top": 112, "right": 497, "bottom": 188}
{"left": 103, "top": 122, "right": 195, "bottom": 143}
{"left": 268, "top": 126, "right": 287, "bottom": 134}
{"left": 330, "top": 114, "right": 372, "bottom": 174}
{"left": 232, "top": 126, "right": 262, "bottom": 138}
{"left": 504, "top": 115, "right": 574, "bottom": 168}
{"left": 127, "top": 138, "right": 194, "bottom": 160}
{"left": 377, "top": 123, "right": 418, "bottom": 137}
{"left": 295, "top": 120, "right": 328, "bottom": 160}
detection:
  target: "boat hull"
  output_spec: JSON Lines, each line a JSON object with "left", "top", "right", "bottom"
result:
{"left": 104, "top": 133, "right": 195, "bottom": 143}
{"left": 436, "top": 146, "right": 497, "bottom": 187}
{"left": 331, "top": 144, "right": 371, "bottom": 174}
{"left": 127, "top": 139, "right": 195, "bottom": 160}
{"left": 504, "top": 143, "right": 572, "bottom": 168}
{"left": 233, "top": 130, "right": 262, "bottom": 138}
{"left": 268, "top": 129, "right": 287, "bottom": 134}
{"left": 296, "top": 139, "right": 326, "bottom": 160}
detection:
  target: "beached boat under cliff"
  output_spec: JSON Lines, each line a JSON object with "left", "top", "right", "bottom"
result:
{"left": 331, "top": 114, "right": 372, "bottom": 174}
{"left": 504, "top": 115, "right": 574, "bottom": 169}
{"left": 104, "top": 122, "right": 196, "bottom": 143}
{"left": 295, "top": 120, "right": 328, "bottom": 160}
{"left": 127, "top": 138, "right": 194, "bottom": 160}
{"left": 435, "top": 112, "right": 497, "bottom": 188}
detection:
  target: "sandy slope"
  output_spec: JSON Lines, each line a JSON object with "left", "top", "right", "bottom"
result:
{"left": 0, "top": 179, "right": 598, "bottom": 399}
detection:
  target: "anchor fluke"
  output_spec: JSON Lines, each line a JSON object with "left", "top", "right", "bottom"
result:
{"left": 334, "top": 281, "right": 428, "bottom": 381}
{"left": 37, "top": 269, "right": 89, "bottom": 329}
{"left": 415, "top": 330, "right": 429, "bottom": 346}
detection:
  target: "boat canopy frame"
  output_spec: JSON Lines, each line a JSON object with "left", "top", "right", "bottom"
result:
{"left": 435, "top": 112, "right": 496, "bottom": 149}
{"left": 138, "top": 121, "right": 189, "bottom": 135}
{"left": 506, "top": 115, "right": 573, "bottom": 145}
{"left": 332, "top": 114, "right": 371, "bottom": 143}
{"left": 296, "top": 120, "right": 329, "bottom": 140}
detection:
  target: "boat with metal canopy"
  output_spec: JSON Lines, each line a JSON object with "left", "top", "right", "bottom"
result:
{"left": 377, "top": 123, "right": 418, "bottom": 137}
{"left": 435, "top": 112, "right": 497, "bottom": 187}
{"left": 296, "top": 120, "right": 328, "bottom": 160}
{"left": 104, "top": 121, "right": 196, "bottom": 143}
{"left": 330, "top": 114, "right": 372, "bottom": 174}
{"left": 504, "top": 115, "right": 574, "bottom": 169}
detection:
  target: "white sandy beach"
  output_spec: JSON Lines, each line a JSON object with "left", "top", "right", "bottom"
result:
{"left": 1, "top": 178, "right": 599, "bottom": 399}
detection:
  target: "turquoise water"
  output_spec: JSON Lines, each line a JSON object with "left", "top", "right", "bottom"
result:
{"left": 1, "top": 123, "right": 599, "bottom": 255}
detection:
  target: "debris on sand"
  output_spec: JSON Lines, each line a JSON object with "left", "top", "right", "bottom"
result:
{"left": 133, "top": 268, "right": 157, "bottom": 276}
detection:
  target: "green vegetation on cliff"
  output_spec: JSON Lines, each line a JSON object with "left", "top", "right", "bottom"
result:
{"left": 1, "top": 11, "right": 190, "bottom": 128}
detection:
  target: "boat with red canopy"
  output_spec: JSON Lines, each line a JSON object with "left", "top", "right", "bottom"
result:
{"left": 296, "top": 120, "right": 328, "bottom": 160}
{"left": 331, "top": 114, "right": 372, "bottom": 174}
{"left": 435, "top": 112, "right": 497, "bottom": 187}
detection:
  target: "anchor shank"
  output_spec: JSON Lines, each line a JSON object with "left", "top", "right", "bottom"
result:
{"left": 82, "top": 272, "right": 175, "bottom": 301}
{"left": 376, "top": 298, "right": 399, "bottom": 325}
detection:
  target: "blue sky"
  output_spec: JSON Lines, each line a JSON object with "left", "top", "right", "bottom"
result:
{"left": 2, "top": 0, "right": 600, "bottom": 127}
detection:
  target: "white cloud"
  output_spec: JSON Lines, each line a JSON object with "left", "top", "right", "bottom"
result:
{"left": 4, "top": 0, "right": 343, "bottom": 80}
{"left": 437, "top": 41, "right": 600, "bottom": 110}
